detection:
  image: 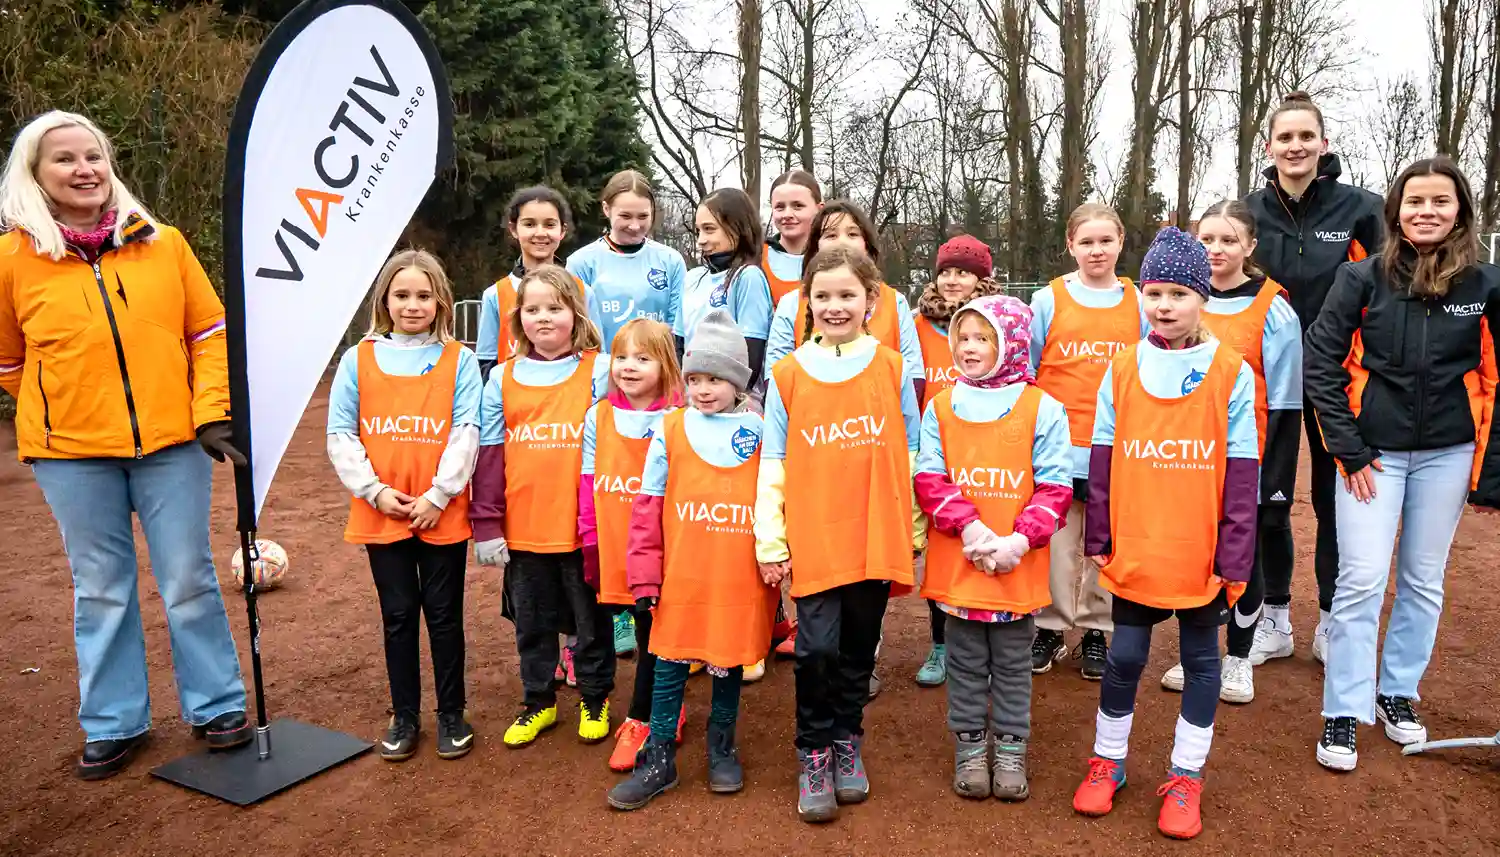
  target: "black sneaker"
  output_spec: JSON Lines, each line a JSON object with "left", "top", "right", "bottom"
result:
{"left": 191, "top": 711, "right": 252, "bottom": 750}
{"left": 1316, "top": 716, "right": 1358, "bottom": 771}
{"left": 607, "top": 740, "right": 678, "bottom": 810}
{"left": 1030, "top": 629, "right": 1066, "bottom": 674}
{"left": 706, "top": 722, "right": 744, "bottom": 793}
{"left": 380, "top": 714, "right": 420, "bottom": 762}
{"left": 75, "top": 732, "right": 150, "bottom": 781}
{"left": 437, "top": 710, "right": 475, "bottom": 760}
{"left": 1375, "top": 695, "right": 1427, "bottom": 745}
{"left": 1076, "top": 630, "right": 1108, "bottom": 681}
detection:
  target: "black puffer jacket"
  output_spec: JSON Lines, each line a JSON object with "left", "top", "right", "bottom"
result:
{"left": 1245, "top": 155, "right": 1385, "bottom": 327}
{"left": 1303, "top": 253, "right": 1500, "bottom": 506}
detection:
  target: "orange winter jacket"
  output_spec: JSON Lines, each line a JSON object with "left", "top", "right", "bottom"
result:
{"left": 0, "top": 219, "right": 231, "bottom": 461}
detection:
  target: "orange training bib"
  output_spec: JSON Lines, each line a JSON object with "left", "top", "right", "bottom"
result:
{"left": 500, "top": 351, "right": 598, "bottom": 552}
{"left": 345, "top": 340, "right": 472, "bottom": 546}
{"left": 592, "top": 401, "right": 655, "bottom": 605}
{"left": 763, "top": 245, "right": 802, "bottom": 305}
{"left": 1035, "top": 277, "right": 1140, "bottom": 447}
{"left": 916, "top": 314, "right": 960, "bottom": 412}
{"left": 492, "top": 273, "right": 589, "bottom": 360}
{"left": 1202, "top": 280, "right": 1281, "bottom": 458}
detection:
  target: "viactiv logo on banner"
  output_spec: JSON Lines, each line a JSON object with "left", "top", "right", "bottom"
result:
{"left": 228, "top": 0, "right": 452, "bottom": 521}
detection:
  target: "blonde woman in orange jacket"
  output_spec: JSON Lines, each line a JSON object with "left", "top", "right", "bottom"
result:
{"left": 0, "top": 111, "right": 249, "bottom": 781}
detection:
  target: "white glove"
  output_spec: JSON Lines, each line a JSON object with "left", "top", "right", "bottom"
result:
{"left": 476, "top": 537, "right": 510, "bottom": 568}
{"left": 961, "top": 520, "right": 1004, "bottom": 575}
{"left": 988, "top": 532, "right": 1031, "bottom": 574}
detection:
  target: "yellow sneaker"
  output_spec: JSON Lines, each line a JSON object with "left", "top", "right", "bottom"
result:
{"left": 743, "top": 659, "right": 767, "bottom": 683}
{"left": 579, "top": 699, "right": 611, "bottom": 743}
{"left": 503, "top": 704, "right": 558, "bottom": 748}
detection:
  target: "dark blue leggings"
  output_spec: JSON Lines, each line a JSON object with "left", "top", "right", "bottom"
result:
{"left": 1099, "top": 623, "right": 1220, "bottom": 728}
{"left": 648, "top": 661, "right": 744, "bottom": 744}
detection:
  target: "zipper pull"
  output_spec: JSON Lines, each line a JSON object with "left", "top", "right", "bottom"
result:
{"left": 135, "top": 446, "right": 143, "bottom": 459}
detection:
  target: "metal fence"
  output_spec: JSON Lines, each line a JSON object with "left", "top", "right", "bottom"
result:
{"left": 455, "top": 299, "right": 482, "bottom": 350}
{"left": 1488, "top": 233, "right": 1499, "bottom": 265}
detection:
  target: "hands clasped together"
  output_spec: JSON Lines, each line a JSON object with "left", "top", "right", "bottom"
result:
{"left": 959, "top": 520, "right": 1029, "bottom": 575}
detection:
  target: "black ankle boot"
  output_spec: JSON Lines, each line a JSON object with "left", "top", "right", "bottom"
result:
{"left": 192, "top": 711, "right": 252, "bottom": 750}
{"left": 606, "top": 739, "right": 678, "bottom": 810}
{"left": 76, "top": 732, "right": 150, "bottom": 781}
{"left": 706, "top": 722, "right": 744, "bottom": 793}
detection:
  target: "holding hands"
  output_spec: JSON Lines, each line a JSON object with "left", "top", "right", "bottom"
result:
{"left": 758, "top": 559, "right": 791, "bottom": 586}
{"left": 961, "top": 520, "right": 1029, "bottom": 575}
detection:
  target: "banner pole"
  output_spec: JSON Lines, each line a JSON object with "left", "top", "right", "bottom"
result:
{"left": 238, "top": 528, "right": 272, "bottom": 758}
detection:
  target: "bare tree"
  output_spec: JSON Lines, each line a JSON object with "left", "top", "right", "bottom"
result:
{"left": 1480, "top": 0, "right": 1500, "bottom": 228}
{"left": 1429, "top": 0, "right": 1487, "bottom": 158}
{"left": 1233, "top": 0, "right": 1273, "bottom": 197}
{"left": 1359, "top": 75, "right": 1434, "bottom": 190}
{"left": 1035, "top": 0, "right": 1108, "bottom": 220}
{"left": 866, "top": 15, "right": 940, "bottom": 224}
{"left": 1116, "top": 0, "right": 1177, "bottom": 266}
{"left": 1174, "top": 0, "right": 1193, "bottom": 227}
{"left": 739, "top": 0, "right": 762, "bottom": 201}
{"left": 761, "top": 0, "right": 868, "bottom": 172}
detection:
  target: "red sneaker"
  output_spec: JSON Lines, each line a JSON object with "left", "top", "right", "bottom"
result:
{"left": 675, "top": 703, "right": 686, "bottom": 745}
{"left": 774, "top": 627, "right": 798, "bottom": 659}
{"left": 608, "top": 719, "right": 649, "bottom": 772}
{"left": 1073, "top": 756, "right": 1126, "bottom": 817}
{"left": 1156, "top": 772, "right": 1204, "bottom": 840}
{"left": 772, "top": 618, "right": 796, "bottom": 646}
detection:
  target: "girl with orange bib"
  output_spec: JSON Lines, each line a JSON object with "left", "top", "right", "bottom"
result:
{"left": 577, "top": 319, "right": 686, "bottom": 771}
{"left": 763, "top": 170, "right": 823, "bottom": 304}
{"left": 1157, "top": 200, "right": 1302, "bottom": 704}
{"left": 916, "top": 295, "right": 1072, "bottom": 802}
{"left": 1028, "top": 203, "right": 1148, "bottom": 680}
{"left": 605, "top": 310, "right": 776, "bottom": 810}
{"left": 910, "top": 234, "right": 999, "bottom": 689}
{"left": 755, "top": 246, "right": 924, "bottom": 824}
{"left": 328, "top": 250, "right": 482, "bottom": 762}
{"left": 472, "top": 266, "right": 612, "bottom": 749}
{"left": 1070, "top": 228, "right": 1258, "bottom": 841}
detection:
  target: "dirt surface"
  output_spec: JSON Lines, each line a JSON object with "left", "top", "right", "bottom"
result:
{"left": 1, "top": 383, "right": 1498, "bottom": 857}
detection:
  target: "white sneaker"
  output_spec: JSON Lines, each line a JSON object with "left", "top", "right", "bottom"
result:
{"left": 743, "top": 658, "right": 766, "bottom": 683}
{"left": 1219, "top": 655, "right": 1254, "bottom": 704}
{"left": 1312, "top": 625, "right": 1329, "bottom": 665}
{"left": 1160, "top": 662, "right": 1185, "bottom": 692}
{"left": 1248, "top": 616, "right": 1294, "bottom": 665}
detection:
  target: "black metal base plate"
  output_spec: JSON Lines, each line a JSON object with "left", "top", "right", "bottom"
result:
{"left": 150, "top": 718, "right": 372, "bottom": 806}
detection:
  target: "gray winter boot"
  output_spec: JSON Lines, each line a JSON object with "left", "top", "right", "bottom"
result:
{"left": 953, "top": 732, "right": 991, "bottom": 799}
{"left": 706, "top": 721, "right": 744, "bottom": 793}
{"left": 992, "top": 735, "right": 1030, "bottom": 801}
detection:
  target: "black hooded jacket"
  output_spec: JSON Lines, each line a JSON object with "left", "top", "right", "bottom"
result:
{"left": 1245, "top": 154, "right": 1385, "bottom": 328}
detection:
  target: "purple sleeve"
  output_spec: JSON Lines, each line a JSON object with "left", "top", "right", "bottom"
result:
{"left": 469, "top": 444, "right": 506, "bottom": 543}
{"left": 1014, "top": 482, "right": 1073, "bottom": 549}
{"left": 1214, "top": 457, "right": 1259, "bottom": 583}
{"left": 1083, "top": 445, "right": 1113, "bottom": 556}
{"left": 914, "top": 471, "right": 982, "bottom": 535}
{"left": 626, "top": 494, "right": 666, "bottom": 600}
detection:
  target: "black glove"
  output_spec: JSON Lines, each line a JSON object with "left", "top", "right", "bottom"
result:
{"left": 197, "top": 422, "right": 247, "bottom": 466}
{"left": 634, "top": 596, "right": 658, "bottom": 615}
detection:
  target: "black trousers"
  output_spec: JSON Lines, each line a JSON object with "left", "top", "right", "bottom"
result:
{"left": 1225, "top": 505, "right": 1278, "bottom": 658}
{"left": 927, "top": 598, "right": 946, "bottom": 644}
{"left": 507, "top": 549, "right": 614, "bottom": 707}
{"left": 624, "top": 606, "right": 657, "bottom": 723}
{"left": 366, "top": 537, "right": 469, "bottom": 719}
{"left": 794, "top": 579, "right": 890, "bottom": 749}
{"left": 1265, "top": 405, "right": 1338, "bottom": 611}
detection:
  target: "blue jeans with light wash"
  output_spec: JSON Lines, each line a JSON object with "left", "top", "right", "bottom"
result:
{"left": 1322, "top": 444, "right": 1472, "bottom": 724}
{"left": 32, "top": 441, "right": 246, "bottom": 742}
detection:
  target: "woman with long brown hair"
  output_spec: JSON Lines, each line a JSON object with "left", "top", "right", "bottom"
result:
{"left": 1304, "top": 156, "right": 1500, "bottom": 771}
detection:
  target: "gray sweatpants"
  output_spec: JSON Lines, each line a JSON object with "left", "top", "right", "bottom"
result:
{"left": 944, "top": 613, "right": 1035, "bottom": 739}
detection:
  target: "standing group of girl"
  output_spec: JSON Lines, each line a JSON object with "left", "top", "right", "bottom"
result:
{"left": 324, "top": 90, "right": 1500, "bottom": 841}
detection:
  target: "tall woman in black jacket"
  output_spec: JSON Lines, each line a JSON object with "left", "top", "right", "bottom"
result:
{"left": 1244, "top": 92, "right": 1384, "bottom": 666}
{"left": 1303, "top": 156, "right": 1500, "bottom": 772}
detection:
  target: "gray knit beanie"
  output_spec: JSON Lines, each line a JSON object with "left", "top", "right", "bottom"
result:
{"left": 683, "top": 309, "right": 752, "bottom": 392}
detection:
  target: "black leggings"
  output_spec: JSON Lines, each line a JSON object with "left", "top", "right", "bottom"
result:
{"left": 1264, "top": 406, "right": 1338, "bottom": 611}
{"left": 928, "top": 599, "right": 946, "bottom": 645}
{"left": 624, "top": 607, "right": 657, "bottom": 723}
{"left": 1225, "top": 505, "right": 1284, "bottom": 658}
{"left": 366, "top": 538, "right": 468, "bottom": 719}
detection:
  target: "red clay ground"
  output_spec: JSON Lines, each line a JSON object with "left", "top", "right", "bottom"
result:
{"left": 1, "top": 382, "right": 1498, "bottom": 856}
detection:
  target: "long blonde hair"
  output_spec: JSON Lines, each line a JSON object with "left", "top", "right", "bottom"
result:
{"left": 610, "top": 319, "right": 684, "bottom": 404}
{"left": 365, "top": 249, "right": 456, "bottom": 342}
{"left": 0, "top": 110, "right": 156, "bottom": 260}
{"left": 508, "top": 264, "right": 603, "bottom": 358}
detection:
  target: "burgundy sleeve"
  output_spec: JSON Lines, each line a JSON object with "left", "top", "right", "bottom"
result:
{"left": 1214, "top": 457, "right": 1259, "bottom": 583}
{"left": 1083, "top": 445, "right": 1113, "bottom": 556}
{"left": 1013, "top": 482, "right": 1073, "bottom": 549}
{"left": 914, "top": 471, "right": 982, "bottom": 535}
{"left": 469, "top": 444, "right": 507, "bottom": 543}
{"left": 912, "top": 378, "right": 927, "bottom": 408}
{"left": 625, "top": 493, "right": 666, "bottom": 599}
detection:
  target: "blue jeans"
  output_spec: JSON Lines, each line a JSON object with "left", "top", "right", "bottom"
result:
{"left": 32, "top": 442, "right": 246, "bottom": 742}
{"left": 1322, "top": 444, "right": 1472, "bottom": 723}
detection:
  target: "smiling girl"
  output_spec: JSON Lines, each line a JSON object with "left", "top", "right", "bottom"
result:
{"left": 764, "top": 170, "right": 823, "bottom": 303}
{"left": 1073, "top": 228, "right": 1258, "bottom": 840}
{"left": 327, "top": 249, "right": 483, "bottom": 763}
{"left": 675, "top": 188, "right": 774, "bottom": 387}
{"left": 1029, "top": 203, "right": 1148, "bottom": 681}
{"left": 755, "top": 245, "right": 923, "bottom": 823}
{"left": 471, "top": 266, "right": 612, "bottom": 750}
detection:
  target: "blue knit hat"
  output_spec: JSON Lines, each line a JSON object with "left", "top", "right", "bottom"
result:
{"left": 1140, "top": 226, "right": 1211, "bottom": 298}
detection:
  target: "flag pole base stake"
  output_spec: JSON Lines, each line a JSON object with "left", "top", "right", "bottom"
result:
{"left": 151, "top": 718, "right": 370, "bottom": 806}
{"left": 1402, "top": 730, "right": 1500, "bottom": 756}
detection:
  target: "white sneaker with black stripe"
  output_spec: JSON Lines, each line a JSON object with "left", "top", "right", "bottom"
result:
{"left": 1317, "top": 716, "right": 1358, "bottom": 771}
{"left": 1376, "top": 695, "right": 1427, "bottom": 745}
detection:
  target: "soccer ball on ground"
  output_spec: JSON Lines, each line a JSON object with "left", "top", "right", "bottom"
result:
{"left": 230, "top": 539, "right": 289, "bottom": 590}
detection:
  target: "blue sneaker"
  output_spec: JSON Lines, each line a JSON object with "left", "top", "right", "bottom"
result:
{"left": 833, "top": 737, "right": 870, "bottom": 803}
{"left": 915, "top": 644, "right": 947, "bottom": 687}
{"left": 613, "top": 612, "right": 636, "bottom": 657}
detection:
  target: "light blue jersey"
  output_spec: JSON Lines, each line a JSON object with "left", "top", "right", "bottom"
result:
{"left": 916, "top": 384, "right": 1073, "bottom": 488}
{"left": 328, "top": 336, "right": 482, "bottom": 435}
{"left": 582, "top": 402, "right": 669, "bottom": 475}
{"left": 1091, "top": 339, "right": 1258, "bottom": 459}
{"left": 675, "top": 264, "right": 774, "bottom": 341}
{"left": 567, "top": 238, "right": 686, "bottom": 347}
{"left": 763, "top": 244, "right": 804, "bottom": 284}
{"left": 764, "top": 288, "right": 925, "bottom": 381}
{"left": 761, "top": 338, "right": 922, "bottom": 460}
{"left": 640, "top": 409, "right": 764, "bottom": 495}
{"left": 478, "top": 353, "right": 610, "bottom": 446}
{"left": 1204, "top": 289, "right": 1303, "bottom": 411}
